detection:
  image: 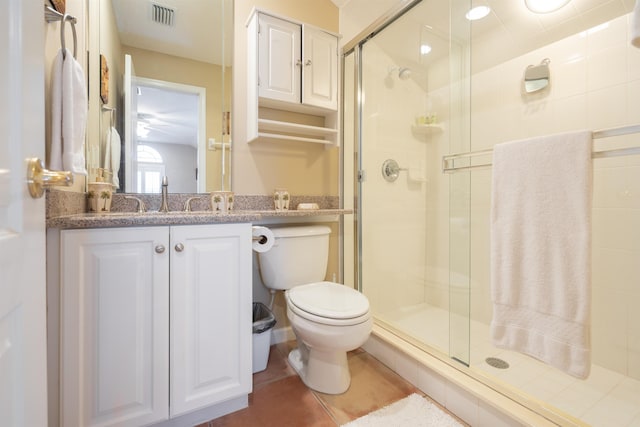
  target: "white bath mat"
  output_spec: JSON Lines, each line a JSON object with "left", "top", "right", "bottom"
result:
{"left": 341, "top": 393, "right": 464, "bottom": 427}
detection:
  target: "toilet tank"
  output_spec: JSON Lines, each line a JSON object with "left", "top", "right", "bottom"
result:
{"left": 258, "top": 225, "right": 331, "bottom": 290}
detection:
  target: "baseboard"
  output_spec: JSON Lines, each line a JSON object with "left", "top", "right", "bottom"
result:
{"left": 270, "top": 326, "right": 295, "bottom": 344}
{"left": 151, "top": 395, "right": 248, "bottom": 427}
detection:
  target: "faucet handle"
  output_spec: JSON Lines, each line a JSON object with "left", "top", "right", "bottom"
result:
{"left": 124, "top": 196, "right": 147, "bottom": 213}
{"left": 183, "top": 196, "right": 205, "bottom": 212}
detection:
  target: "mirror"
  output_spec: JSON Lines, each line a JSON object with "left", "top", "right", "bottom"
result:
{"left": 523, "top": 58, "right": 550, "bottom": 94}
{"left": 94, "top": 0, "right": 233, "bottom": 193}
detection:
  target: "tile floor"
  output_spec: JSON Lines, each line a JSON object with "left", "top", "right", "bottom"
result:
{"left": 199, "top": 340, "right": 467, "bottom": 427}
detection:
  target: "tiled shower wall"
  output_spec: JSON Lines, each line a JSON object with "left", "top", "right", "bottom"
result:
{"left": 467, "top": 13, "right": 640, "bottom": 379}
{"left": 359, "top": 41, "right": 434, "bottom": 316}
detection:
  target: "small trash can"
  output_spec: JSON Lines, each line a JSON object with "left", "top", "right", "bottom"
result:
{"left": 252, "top": 302, "right": 276, "bottom": 373}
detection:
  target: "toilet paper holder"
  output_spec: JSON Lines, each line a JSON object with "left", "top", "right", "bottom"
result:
{"left": 253, "top": 235, "right": 268, "bottom": 244}
{"left": 252, "top": 226, "right": 275, "bottom": 253}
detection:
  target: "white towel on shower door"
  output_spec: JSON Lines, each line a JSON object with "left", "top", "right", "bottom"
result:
{"left": 490, "top": 130, "right": 593, "bottom": 379}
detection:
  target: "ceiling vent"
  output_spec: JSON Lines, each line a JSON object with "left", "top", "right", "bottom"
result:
{"left": 151, "top": 3, "right": 175, "bottom": 26}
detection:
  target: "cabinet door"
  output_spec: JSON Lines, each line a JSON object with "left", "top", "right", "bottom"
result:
{"left": 170, "top": 224, "right": 252, "bottom": 417}
{"left": 258, "top": 13, "right": 301, "bottom": 104}
{"left": 302, "top": 26, "right": 338, "bottom": 110}
{"left": 60, "top": 227, "right": 169, "bottom": 427}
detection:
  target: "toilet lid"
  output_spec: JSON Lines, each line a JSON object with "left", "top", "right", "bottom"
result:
{"left": 287, "top": 281, "right": 369, "bottom": 319}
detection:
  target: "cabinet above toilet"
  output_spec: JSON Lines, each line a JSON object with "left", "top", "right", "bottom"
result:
{"left": 246, "top": 9, "right": 340, "bottom": 146}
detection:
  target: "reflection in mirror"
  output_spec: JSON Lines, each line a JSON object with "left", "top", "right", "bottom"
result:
{"left": 523, "top": 58, "right": 550, "bottom": 94}
{"left": 123, "top": 59, "right": 206, "bottom": 193}
{"left": 96, "top": 0, "right": 232, "bottom": 193}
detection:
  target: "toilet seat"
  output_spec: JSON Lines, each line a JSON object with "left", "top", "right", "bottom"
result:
{"left": 286, "top": 281, "right": 370, "bottom": 326}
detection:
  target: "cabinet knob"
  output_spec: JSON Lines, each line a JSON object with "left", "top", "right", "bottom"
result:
{"left": 295, "top": 59, "right": 302, "bottom": 67}
{"left": 175, "top": 243, "right": 185, "bottom": 252}
{"left": 305, "top": 59, "right": 312, "bottom": 66}
{"left": 155, "top": 245, "right": 166, "bottom": 254}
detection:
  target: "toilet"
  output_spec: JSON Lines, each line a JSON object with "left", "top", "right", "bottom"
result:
{"left": 257, "top": 225, "right": 372, "bottom": 394}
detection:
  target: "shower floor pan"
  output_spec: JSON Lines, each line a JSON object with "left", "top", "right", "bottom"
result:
{"left": 378, "top": 303, "right": 640, "bottom": 427}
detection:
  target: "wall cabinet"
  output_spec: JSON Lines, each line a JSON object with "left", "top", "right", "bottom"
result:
{"left": 56, "top": 224, "right": 252, "bottom": 427}
{"left": 247, "top": 10, "right": 339, "bottom": 145}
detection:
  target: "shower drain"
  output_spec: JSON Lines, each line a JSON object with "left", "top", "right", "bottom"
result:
{"left": 485, "top": 357, "right": 510, "bottom": 369}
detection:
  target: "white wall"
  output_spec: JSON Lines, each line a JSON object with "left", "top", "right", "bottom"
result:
{"left": 339, "top": 0, "right": 398, "bottom": 46}
{"left": 144, "top": 142, "right": 197, "bottom": 193}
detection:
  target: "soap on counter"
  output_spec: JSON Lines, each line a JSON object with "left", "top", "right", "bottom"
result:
{"left": 296, "top": 203, "right": 319, "bottom": 210}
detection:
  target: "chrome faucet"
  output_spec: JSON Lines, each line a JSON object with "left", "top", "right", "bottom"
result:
{"left": 159, "top": 176, "right": 169, "bottom": 212}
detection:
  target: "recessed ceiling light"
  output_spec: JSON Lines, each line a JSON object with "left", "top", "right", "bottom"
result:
{"left": 525, "top": 0, "right": 571, "bottom": 14}
{"left": 465, "top": 5, "right": 491, "bottom": 21}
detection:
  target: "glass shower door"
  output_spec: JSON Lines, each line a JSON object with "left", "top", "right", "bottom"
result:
{"left": 353, "top": 0, "right": 471, "bottom": 363}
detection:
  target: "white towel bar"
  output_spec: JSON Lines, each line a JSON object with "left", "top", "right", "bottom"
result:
{"left": 442, "top": 124, "right": 640, "bottom": 173}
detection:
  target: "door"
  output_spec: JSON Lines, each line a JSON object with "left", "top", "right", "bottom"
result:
{"left": 302, "top": 26, "right": 338, "bottom": 110}
{"left": 60, "top": 227, "right": 170, "bottom": 427}
{"left": 123, "top": 54, "right": 138, "bottom": 193}
{"left": 258, "top": 14, "right": 301, "bottom": 105}
{"left": 170, "top": 224, "right": 252, "bottom": 417}
{"left": 0, "top": 1, "right": 48, "bottom": 426}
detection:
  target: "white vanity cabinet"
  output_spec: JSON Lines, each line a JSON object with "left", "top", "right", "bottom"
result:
{"left": 247, "top": 10, "right": 339, "bottom": 145}
{"left": 169, "top": 225, "right": 252, "bottom": 417}
{"left": 56, "top": 224, "right": 252, "bottom": 427}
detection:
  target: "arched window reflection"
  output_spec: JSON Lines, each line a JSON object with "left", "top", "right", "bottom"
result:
{"left": 136, "top": 145, "right": 165, "bottom": 193}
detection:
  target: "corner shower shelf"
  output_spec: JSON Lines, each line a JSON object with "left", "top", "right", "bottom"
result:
{"left": 412, "top": 123, "right": 444, "bottom": 135}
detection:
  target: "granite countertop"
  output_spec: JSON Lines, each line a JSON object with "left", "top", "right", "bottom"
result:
{"left": 46, "top": 191, "right": 351, "bottom": 229}
{"left": 46, "top": 208, "right": 352, "bottom": 229}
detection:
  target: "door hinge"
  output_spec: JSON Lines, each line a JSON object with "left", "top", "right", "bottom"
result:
{"left": 357, "top": 170, "right": 366, "bottom": 182}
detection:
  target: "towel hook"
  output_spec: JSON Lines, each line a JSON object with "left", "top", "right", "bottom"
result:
{"left": 60, "top": 14, "right": 77, "bottom": 60}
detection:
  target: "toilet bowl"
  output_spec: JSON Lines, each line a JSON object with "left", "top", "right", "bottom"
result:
{"left": 285, "top": 281, "right": 372, "bottom": 394}
{"left": 256, "top": 226, "right": 372, "bottom": 394}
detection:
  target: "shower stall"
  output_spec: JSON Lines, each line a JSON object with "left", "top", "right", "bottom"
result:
{"left": 343, "top": 1, "right": 640, "bottom": 426}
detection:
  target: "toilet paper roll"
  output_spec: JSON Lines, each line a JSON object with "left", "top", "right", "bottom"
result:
{"left": 252, "top": 226, "right": 275, "bottom": 253}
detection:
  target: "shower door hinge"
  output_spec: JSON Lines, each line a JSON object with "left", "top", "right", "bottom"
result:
{"left": 357, "top": 170, "right": 366, "bottom": 182}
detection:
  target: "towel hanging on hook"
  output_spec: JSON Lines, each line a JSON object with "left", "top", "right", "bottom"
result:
{"left": 44, "top": 5, "right": 77, "bottom": 60}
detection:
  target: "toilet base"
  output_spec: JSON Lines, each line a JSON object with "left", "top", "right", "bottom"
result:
{"left": 288, "top": 347, "right": 350, "bottom": 395}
